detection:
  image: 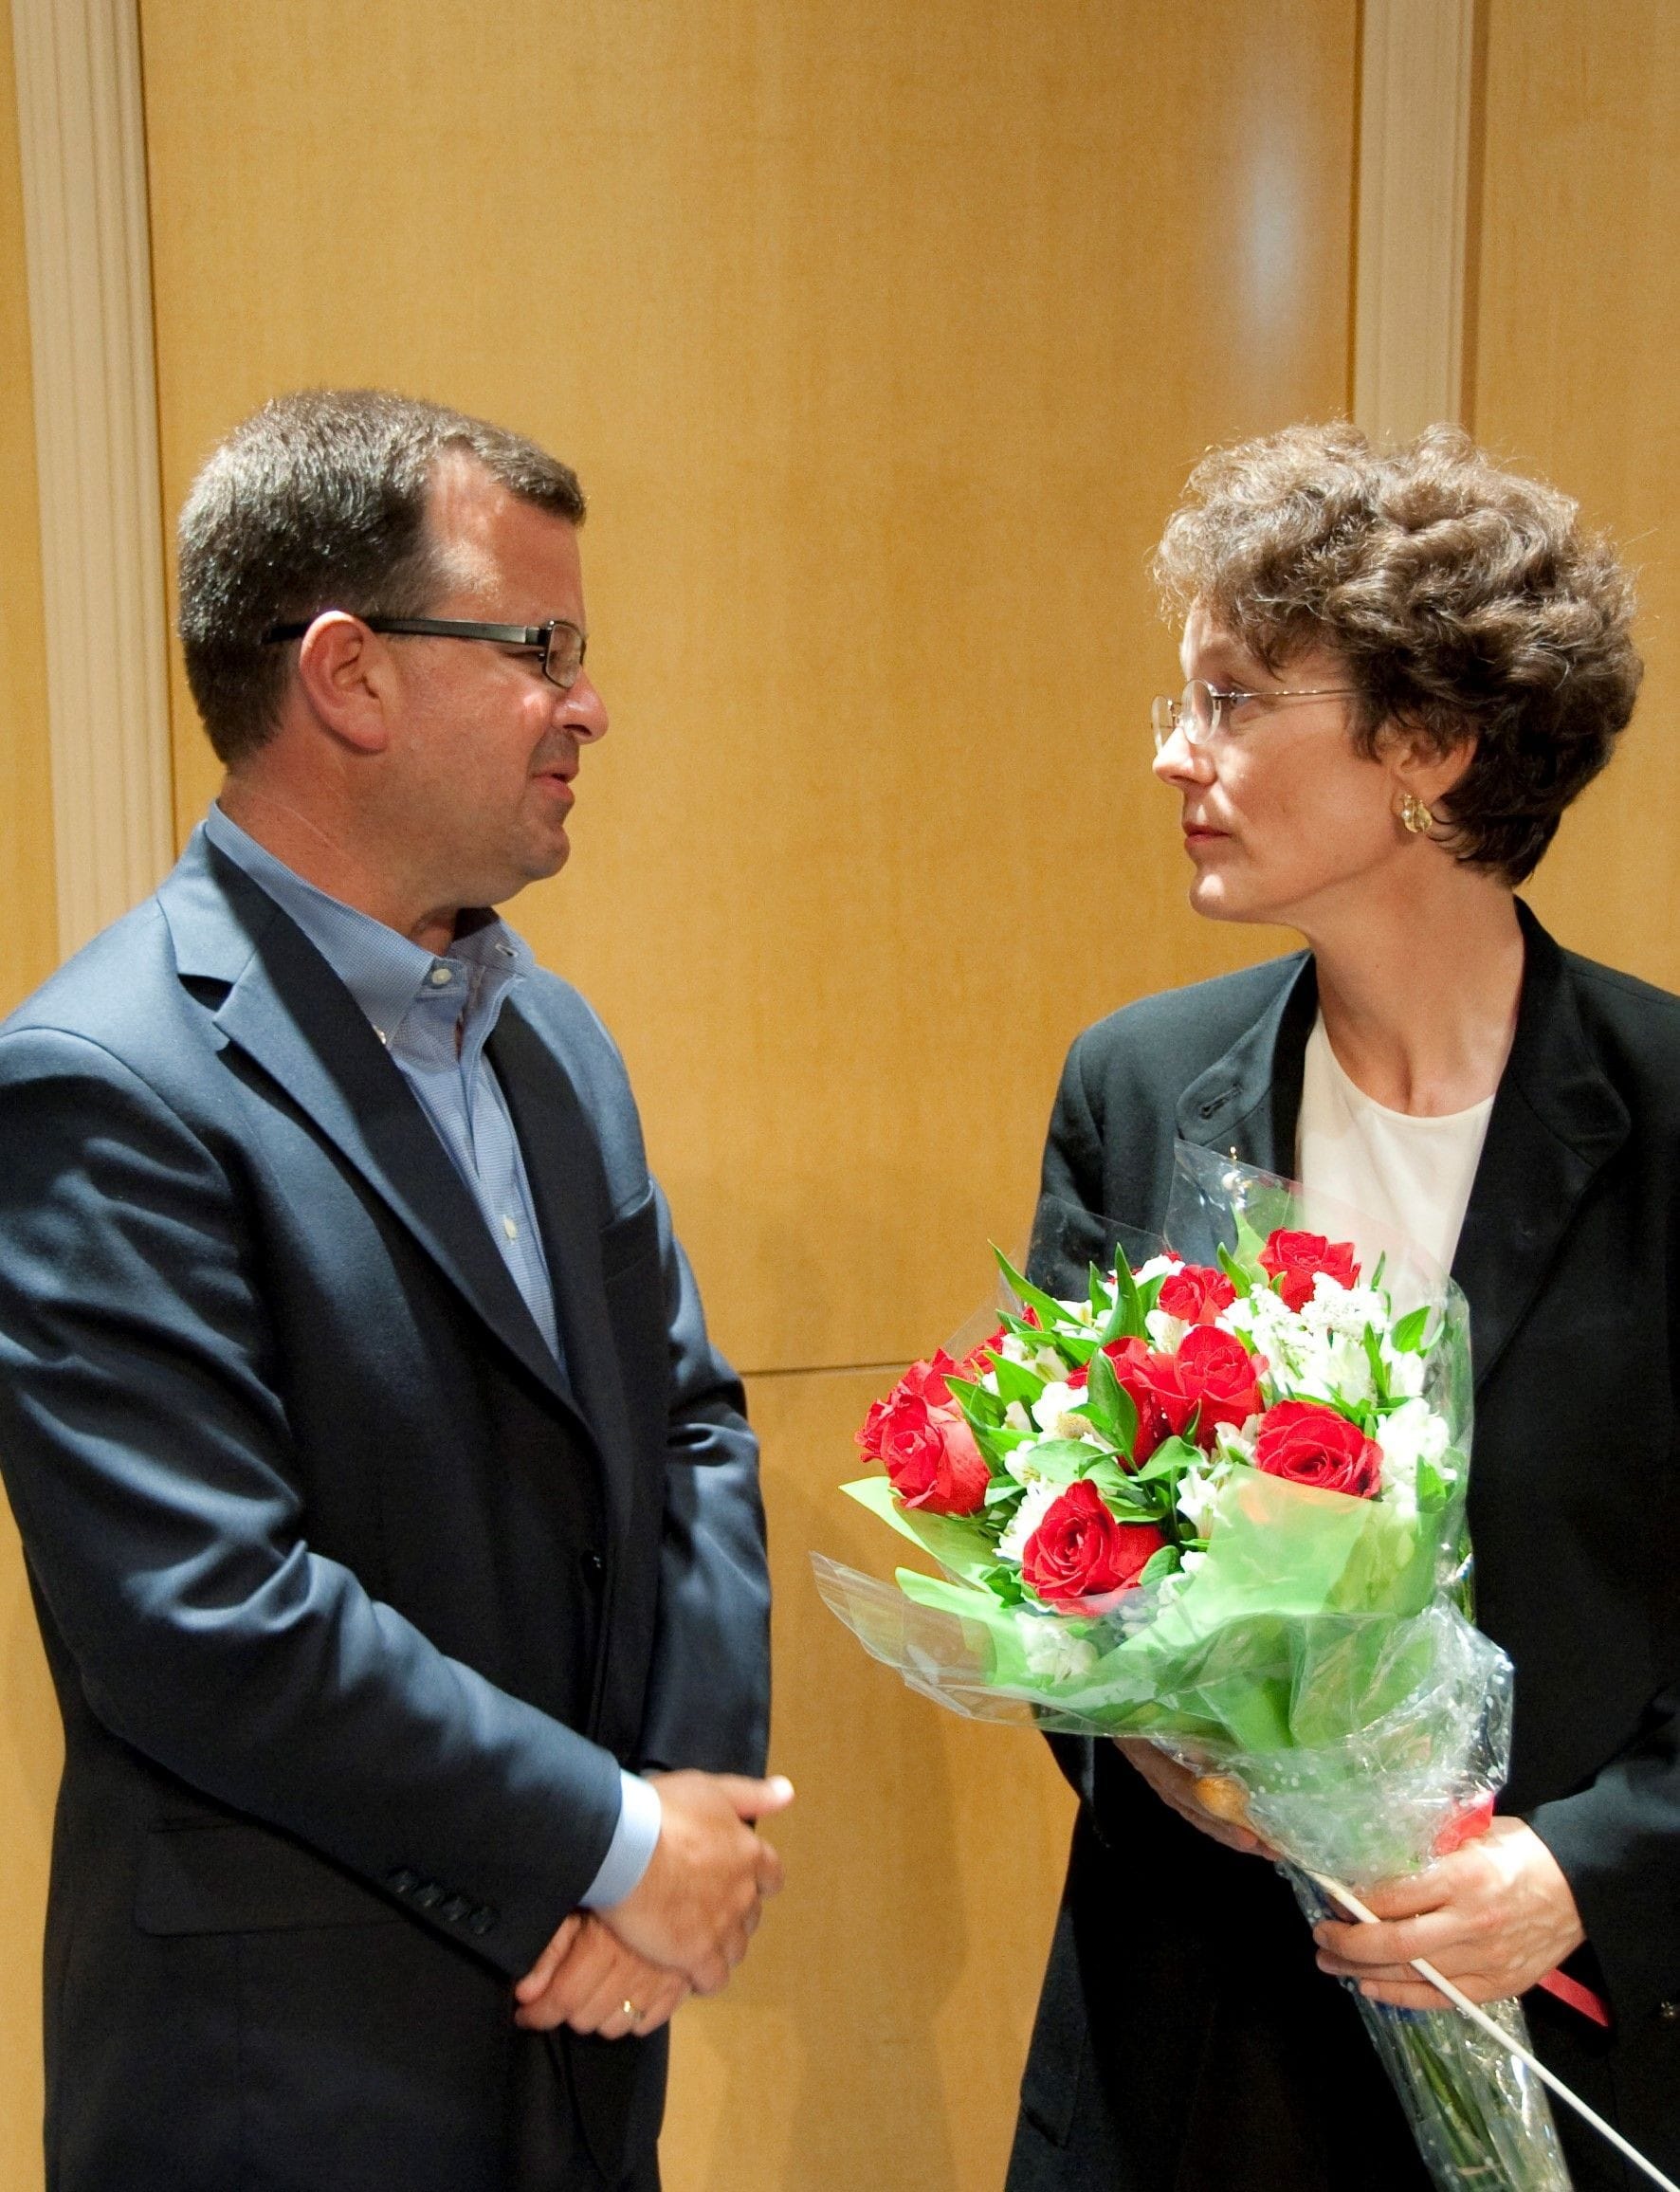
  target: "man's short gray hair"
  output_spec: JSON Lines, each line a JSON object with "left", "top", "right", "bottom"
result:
{"left": 177, "top": 390, "right": 586, "bottom": 765}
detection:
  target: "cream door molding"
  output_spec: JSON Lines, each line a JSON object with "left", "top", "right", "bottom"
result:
{"left": 1353, "top": 0, "right": 1480, "bottom": 446}
{"left": 10, "top": 0, "right": 173, "bottom": 960}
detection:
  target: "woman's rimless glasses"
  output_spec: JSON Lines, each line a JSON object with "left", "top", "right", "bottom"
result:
{"left": 1151, "top": 678, "right": 1360, "bottom": 753}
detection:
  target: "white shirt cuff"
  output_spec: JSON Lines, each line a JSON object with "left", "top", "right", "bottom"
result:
{"left": 578, "top": 1769, "right": 663, "bottom": 1909}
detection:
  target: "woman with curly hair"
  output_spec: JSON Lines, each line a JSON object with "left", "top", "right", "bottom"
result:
{"left": 1006, "top": 424, "right": 1677, "bottom": 2192}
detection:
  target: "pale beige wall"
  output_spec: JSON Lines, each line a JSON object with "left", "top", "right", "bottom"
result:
{"left": 0, "top": 2, "right": 61, "bottom": 2183}
{"left": 1473, "top": 0, "right": 1680, "bottom": 987}
{"left": 7, "top": 5, "right": 1676, "bottom": 2183}
{"left": 133, "top": 7, "right": 1355, "bottom": 2187}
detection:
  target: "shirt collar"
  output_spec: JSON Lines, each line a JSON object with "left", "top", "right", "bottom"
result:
{"left": 201, "top": 802, "right": 531, "bottom": 1038}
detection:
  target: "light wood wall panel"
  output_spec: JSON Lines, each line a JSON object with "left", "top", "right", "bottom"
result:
{"left": 0, "top": 3, "right": 63, "bottom": 2184}
{"left": 1472, "top": 0, "right": 1680, "bottom": 990}
{"left": 139, "top": 0, "right": 1352, "bottom": 1376}
{"left": 667, "top": 1368, "right": 1074, "bottom": 2192}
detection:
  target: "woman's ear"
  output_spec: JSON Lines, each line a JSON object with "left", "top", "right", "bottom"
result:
{"left": 1386, "top": 722, "right": 1478, "bottom": 813}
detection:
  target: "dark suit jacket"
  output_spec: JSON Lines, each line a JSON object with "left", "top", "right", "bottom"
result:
{"left": 1006, "top": 904, "right": 1680, "bottom": 2192}
{"left": 0, "top": 833, "right": 770, "bottom": 2192}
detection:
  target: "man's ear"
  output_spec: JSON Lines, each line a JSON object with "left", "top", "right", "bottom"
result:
{"left": 293, "top": 613, "right": 399, "bottom": 754}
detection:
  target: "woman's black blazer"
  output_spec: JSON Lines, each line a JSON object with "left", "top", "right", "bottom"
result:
{"left": 1007, "top": 902, "right": 1680, "bottom": 2192}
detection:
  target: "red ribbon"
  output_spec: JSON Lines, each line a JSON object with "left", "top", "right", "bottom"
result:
{"left": 1537, "top": 1967, "right": 1612, "bottom": 2028}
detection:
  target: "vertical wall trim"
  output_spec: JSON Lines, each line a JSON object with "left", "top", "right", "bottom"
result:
{"left": 1353, "top": 0, "right": 1481, "bottom": 446}
{"left": 10, "top": 0, "right": 173, "bottom": 960}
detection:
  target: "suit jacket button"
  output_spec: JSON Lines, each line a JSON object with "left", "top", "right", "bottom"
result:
{"left": 467, "top": 1906, "right": 499, "bottom": 1936}
{"left": 1658, "top": 2000, "right": 1679, "bottom": 2025}
{"left": 439, "top": 1895, "right": 472, "bottom": 1924}
{"left": 387, "top": 1868, "right": 420, "bottom": 1896}
{"left": 411, "top": 1881, "right": 445, "bottom": 1910}
{"left": 581, "top": 1550, "right": 606, "bottom": 1582}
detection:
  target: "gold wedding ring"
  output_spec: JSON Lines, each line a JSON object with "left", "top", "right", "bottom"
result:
{"left": 622, "top": 1999, "right": 641, "bottom": 2022}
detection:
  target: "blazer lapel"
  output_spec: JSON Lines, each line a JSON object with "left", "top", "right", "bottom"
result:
{"left": 1452, "top": 904, "right": 1629, "bottom": 1392}
{"left": 1175, "top": 953, "right": 1318, "bottom": 1173}
{"left": 486, "top": 1000, "right": 637, "bottom": 1548}
{"left": 160, "top": 837, "right": 582, "bottom": 1421}
{"left": 1165, "top": 907, "right": 1630, "bottom": 1397}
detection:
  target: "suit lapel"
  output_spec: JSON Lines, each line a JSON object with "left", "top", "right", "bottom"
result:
{"left": 1175, "top": 954, "right": 1318, "bottom": 1174}
{"left": 160, "top": 837, "right": 583, "bottom": 1422}
{"left": 1452, "top": 905, "right": 1629, "bottom": 1392}
{"left": 488, "top": 1000, "right": 636, "bottom": 1548}
{"left": 1168, "top": 910, "right": 1630, "bottom": 1397}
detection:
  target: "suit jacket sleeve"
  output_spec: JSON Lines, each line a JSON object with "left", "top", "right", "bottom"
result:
{"left": 633, "top": 1184, "right": 770, "bottom": 1778}
{"left": 0, "top": 1026, "right": 623, "bottom": 1979}
{"left": 1527, "top": 1695, "right": 1680, "bottom": 2028}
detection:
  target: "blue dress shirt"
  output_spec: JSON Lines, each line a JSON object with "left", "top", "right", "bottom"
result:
{"left": 202, "top": 804, "right": 660, "bottom": 1909}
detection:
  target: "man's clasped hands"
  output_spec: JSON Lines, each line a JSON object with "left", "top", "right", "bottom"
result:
{"left": 513, "top": 1770, "right": 794, "bottom": 2038}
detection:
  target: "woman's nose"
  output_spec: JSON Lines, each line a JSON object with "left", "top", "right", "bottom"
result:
{"left": 1151, "top": 723, "right": 1213, "bottom": 788}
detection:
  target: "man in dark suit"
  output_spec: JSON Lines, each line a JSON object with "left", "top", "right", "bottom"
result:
{"left": 0, "top": 390, "right": 787, "bottom": 2191}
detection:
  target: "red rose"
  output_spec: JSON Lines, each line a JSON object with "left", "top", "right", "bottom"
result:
{"left": 1252, "top": 1400, "right": 1382, "bottom": 1499}
{"left": 954, "top": 1328, "right": 1006, "bottom": 1381}
{"left": 1173, "top": 1326, "right": 1264, "bottom": 1447}
{"left": 857, "top": 1355, "right": 991, "bottom": 1515}
{"left": 1157, "top": 1263, "right": 1236, "bottom": 1324}
{"left": 1021, "top": 1480, "right": 1167, "bottom": 1608}
{"left": 1258, "top": 1230, "right": 1360, "bottom": 1311}
{"left": 1069, "top": 1337, "right": 1191, "bottom": 1461}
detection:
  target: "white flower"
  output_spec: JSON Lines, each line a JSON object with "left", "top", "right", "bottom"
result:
{"left": 1133, "top": 1254, "right": 1181, "bottom": 1284}
{"left": 1176, "top": 1450, "right": 1237, "bottom": 1536}
{"left": 1032, "top": 1379, "right": 1093, "bottom": 1434}
{"left": 1213, "top": 1417, "right": 1257, "bottom": 1467}
{"left": 1003, "top": 1400, "right": 1032, "bottom": 1434}
{"left": 996, "top": 1477, "right": 1066, "bottom": 1563}
{"left": 1017, "top": 1617, "right": 1099, "bottom": 1682}
{"left": 1145, "top": 1308, "right": 1190, "bottom": 1353}
{"left": 1376, "top": 1398, "right": 1452, "bottom": 1519}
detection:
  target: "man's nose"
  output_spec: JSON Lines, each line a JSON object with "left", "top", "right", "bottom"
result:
{"left": 562, "top": 670, "right": 609, "bottom": 742}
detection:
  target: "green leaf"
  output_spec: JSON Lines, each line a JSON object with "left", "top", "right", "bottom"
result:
{"left": 992, "top": 1355, "right": 1048, "bottom": 1409}
{"left": 1096, "top": 1253, "right": 1147, "bottom": 1343}
{"left": 1138, "top": 1545, "right": 1181, "bottom": 1586}
{"left": 1013, "top": 1438, "right": 1094, "bottom": 1486}
{"left": 1128, "top": 1433, "right": 1201, "bottom": 1486}
{"left": 1234, "top": 1207, "right": 1269, "bottom": 1267}
{"left": 1215, "top": 1241, "right": 1253, "bottom": 1296}
{"left": 1361, "top": 1324, "right": 1391, "bottom": 1403}
{"left": 1392, "top": 1306, "right": 1431, "bottom": 1354}
{"left": 1081, "top": 1350, "right": 1138, "bottom": 1458}
{"left": 992, "top": 1247, "right": 1078, "bottom": 1334}
{"left": 945, "top": 1374, "right": 1005, "bottom": 1429}
{"left": 1087, "top": 1262, "right": 1110, "bottom": 1317}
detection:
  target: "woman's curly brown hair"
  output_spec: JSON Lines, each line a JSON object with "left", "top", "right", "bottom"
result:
{"left": 1152, "top": 422, "right": 1642, "bottom": 884}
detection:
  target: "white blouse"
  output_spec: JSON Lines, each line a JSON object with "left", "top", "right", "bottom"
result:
{"left": 1296, "top": 1016, "right": 1494, "bottom": 1279}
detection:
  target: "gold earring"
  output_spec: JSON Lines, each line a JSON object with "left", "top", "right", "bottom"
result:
{"left": 1398, "top": 793, "right": 1434, "bottom": 836}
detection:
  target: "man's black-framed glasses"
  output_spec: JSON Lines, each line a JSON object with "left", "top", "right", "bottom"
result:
{"left": 263, "top": 614, "right": 588, "bottom": 691}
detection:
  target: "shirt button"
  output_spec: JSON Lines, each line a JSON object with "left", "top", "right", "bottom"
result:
{"left": 502, "top": 1215, "right": 519, "bottom": 1241}
{"left": 429, "top": 964, "right": 452, "bottom": 987}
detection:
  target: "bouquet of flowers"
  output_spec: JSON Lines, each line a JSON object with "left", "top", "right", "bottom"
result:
{"left": 813, "top": 1145, "right": 1572, "bottom": 2192}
